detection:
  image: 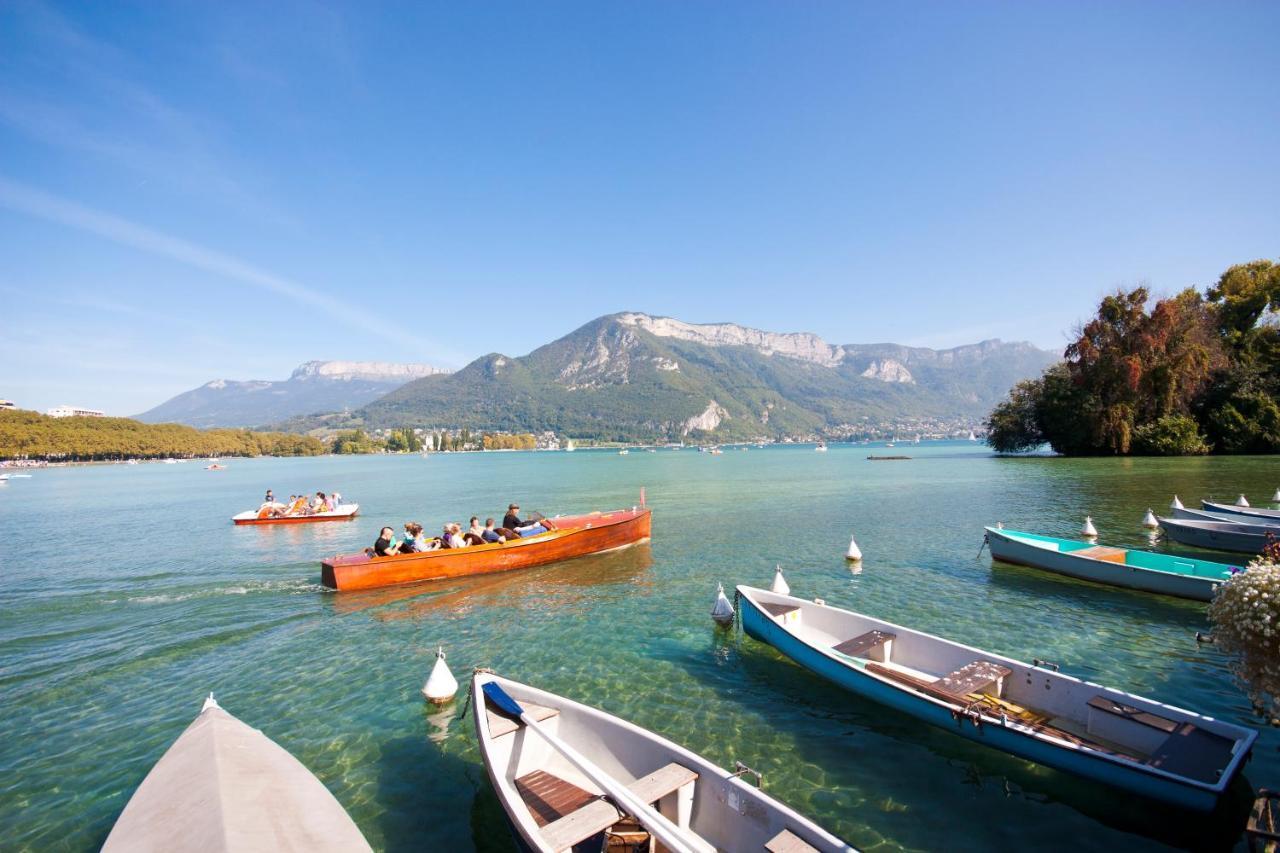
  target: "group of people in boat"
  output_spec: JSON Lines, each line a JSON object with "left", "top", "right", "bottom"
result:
{"left": 369, "top": 503, "right": 553, "bottom": 557}
{"left": 256, "top": 489, "right": 343, "bottom": 519}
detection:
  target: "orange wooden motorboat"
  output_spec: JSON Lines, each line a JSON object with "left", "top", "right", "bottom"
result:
{"left": 320, "top": 507, "right": 652, "bottom": 591}
{"left": 233, "top": 504, "right": 360, "bottom": 525}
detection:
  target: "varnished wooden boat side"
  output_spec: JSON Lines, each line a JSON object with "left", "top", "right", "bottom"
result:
{"left": 321, "top": 508, "right": 652, "bottom": 590}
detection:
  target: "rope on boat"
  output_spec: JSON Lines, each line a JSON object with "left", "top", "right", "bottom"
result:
{"left": 455, "top": 666, "right": 494, "bottom": 722}
{"left": 733, "top": 588, "right": 742, "bottom": 634}
{"left": 975, "top": 533, "right": 989, "bottom": 560}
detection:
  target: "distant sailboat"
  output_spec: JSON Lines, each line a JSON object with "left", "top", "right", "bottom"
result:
{"left": 968, "top": 430, "right": 978, "bottom": 441}
{"left": 815, "top": 441, "right": 828, "bottom": 452}
{"left": 565, "top": 439, "right": 576, "bottom": 452}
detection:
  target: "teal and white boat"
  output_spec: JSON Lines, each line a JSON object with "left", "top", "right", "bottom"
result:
{"left": 737, "top": 586, "right": 1257, "bottom": 811}
{"left": 986, "top": 527, "right": 1238, "bottom": 601}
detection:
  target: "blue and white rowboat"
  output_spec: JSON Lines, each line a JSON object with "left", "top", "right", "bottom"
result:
{"left": 986, "top": 527, "right": 1236, "bottom": 601}
{"left": 1172, "top": 505, "right": 1280, "bottom": 528}
{"left": 1203, "top": 500, "right": 1280, "bottom": 522}
{"left": 737, "top": 585, "right": 1256, "bottom": 811}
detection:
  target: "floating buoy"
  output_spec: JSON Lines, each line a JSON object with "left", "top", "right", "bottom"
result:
{"left": 1170, "top": 495, "right": 1184, "bottom": 510}
{"left": 845, "top": 534, "right": 862, "bottom": 562}
{"left": 1141, "top": 509, "right": 1158, "bottom": 529}
{"left": 1081, "top": 516, "right": 1098, "bottom": 538}
{"left": 995, "top": 521, "right": 1004, "bottom": 530}
{"left": 1272, "top": 488, "right": 1280, "bottom": 503}
{"left": 422, "top": 646, "right": 458, "bottom": 705}
{"left": 711, "top": 583, "right": 735, "bottom": 626}
{"left": 770, "top": 566, "right": 790, "bottom": 595}
{"left": 1236, "top": 494, "right": 1251, "bottom": 507}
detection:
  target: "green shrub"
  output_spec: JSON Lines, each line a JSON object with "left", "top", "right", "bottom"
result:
{"left": 1131, "top": 414, "right": 1211, "bottom": 455}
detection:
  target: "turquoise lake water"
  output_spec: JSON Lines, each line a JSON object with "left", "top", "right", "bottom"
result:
{"left": 2, "top": 443, "right": 1277, "bottom": 851}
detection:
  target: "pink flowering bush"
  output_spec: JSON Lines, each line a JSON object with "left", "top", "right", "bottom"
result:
{"left": 1208, "top": 542, "right": 1280, "bottom": 719}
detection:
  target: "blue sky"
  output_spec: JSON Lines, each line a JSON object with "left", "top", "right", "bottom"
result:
{"left": 2, "top": 1, "right": 1277, "bottom": 415}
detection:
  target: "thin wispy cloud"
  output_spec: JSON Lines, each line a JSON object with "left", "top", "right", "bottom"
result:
{"left": 0, "top": 176, "right": 461, "bottom": 364}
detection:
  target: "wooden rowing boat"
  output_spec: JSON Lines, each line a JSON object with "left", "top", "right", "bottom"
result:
{"left": 232, "top": 503, "right": 360, "bottom": 525}
{"left": 1158, "top": 516, "right": 1274, "bottom": 554}
{"left": 321, "top": 507, "right": 652, "bottom": 591}
{"left": 472, "top": 671, "right": 853, "bottom": 853}
{"left": 1203, "top": 500, "right": 1280, "bottom": 521}
{"left": 986, "top": 527, "right": 1237, "bottom": 601}
{"left": 102, "top": 695, "right": 370, "bottom": 852}
{"left": 737, "top": 586, "right": 1256, "bottom": 810}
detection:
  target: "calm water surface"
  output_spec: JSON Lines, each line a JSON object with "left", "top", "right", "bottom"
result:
{"left": 2, "top": 443, "right": 1278, "bottom": 851}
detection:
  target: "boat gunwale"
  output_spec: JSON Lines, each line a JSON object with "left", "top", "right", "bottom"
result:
{"left": 736, "top": 585, "right": 1256, "bottom": 796}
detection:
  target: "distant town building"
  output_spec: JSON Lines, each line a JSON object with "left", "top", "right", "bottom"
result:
{"left": 0, "top": 399, "right": 15, "bottom": 411}
{"left": 46, "top": 406, "right": 105, "bottom": 418}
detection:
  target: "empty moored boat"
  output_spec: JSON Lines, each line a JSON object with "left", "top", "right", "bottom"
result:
{"left": 737, "top": 586, "right": 1256, "bottom": 810}
{"left": 102, "top": 695, "right": 370, "bottom": 852}
{"left": 986, "top": 527, "right": 1237, "bottom": 601}
{"left": 232, "top": 503, "right": 360, "bottom": 525}
{"left": 1158, "top": 516, "right": 1275, "bottom": 555}
{"left": 1172, "top": 505, "right": 1280, "bottom": 527}
{"left": 1203, "top": 500, "right": 1280, "bottom": 522}
{"left": 322, "top": 507, "right": 651, "bottom": 591}
{"left": 473, "top": 671, "right": 854, "bottom": 853}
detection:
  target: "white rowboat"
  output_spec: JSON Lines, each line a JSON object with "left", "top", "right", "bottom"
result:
{"left": 737, "top": 586, "right": 1255, "bottom": 811}
{"left": 102, "top": 696, "right": 370, "bottom": 852}
{"left": 472, "top": 671, "right": 853, "bottom": 853}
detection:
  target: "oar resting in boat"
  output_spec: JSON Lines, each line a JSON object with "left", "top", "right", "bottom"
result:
{"left": 102, "top": 695, "right": 370, "bottom": 852}
{"left": 473, "top": 671, "right": 854, "bottom": 853}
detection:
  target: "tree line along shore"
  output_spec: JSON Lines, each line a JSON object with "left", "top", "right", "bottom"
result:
{"left": 987, "top": 258, "right": 1280, "bottom": 456}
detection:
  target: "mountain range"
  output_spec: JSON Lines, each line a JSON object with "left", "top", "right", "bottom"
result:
{"left": 271, "top": 313, "right": 1058, "bottom": 441}
{"left": 135, "top": 361, "right": 448, "bottom": 428}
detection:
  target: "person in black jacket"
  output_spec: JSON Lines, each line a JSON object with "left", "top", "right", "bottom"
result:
{"left": 502, "top": 503, "right": 550, "bottom": 537}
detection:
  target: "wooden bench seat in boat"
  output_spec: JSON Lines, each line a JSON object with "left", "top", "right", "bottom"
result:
{"left": 934, "top": 661, "right": 1013, "bottom": 700}
{"left": 515, "top": 762, "right": 699, "bottom": 851}
{"left": 765, "top": 827, "right": 821, "bottom": 853}
{"left": 832, "top": 630, "right": 896, "bottom": 662}
{"left": 1087, "top": 696, "right": 1177, "bottom": 733}
{"left": 1074, "top": 546, "right": 1128, "bottom": 564}
{"left": 487, "top": 702, "right": 559, "bottom": 738}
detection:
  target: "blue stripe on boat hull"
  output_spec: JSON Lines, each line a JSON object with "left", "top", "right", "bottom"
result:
{"left": 740, "top": 595, "right": 1224, "bottom": 811}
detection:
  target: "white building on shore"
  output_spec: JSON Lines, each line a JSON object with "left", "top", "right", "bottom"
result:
{"left": 46, "top": 405, "right": 105, "bottom": 418}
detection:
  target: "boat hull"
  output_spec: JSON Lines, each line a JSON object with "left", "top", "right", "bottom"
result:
{"left": 322, "top": 508, "right": 652, "bottom": 590}
{"left": 986, "top": 527, "right": 1228, "bottom": 601}
{"left": 1174, "top": 505, "right": 1280, "bottom": 527}
{"left": 738, "top": 588, "right": 1251, "bottom": 811}
{"left": 1158, "top": 517, "right": 1271, "bottom": 554}
{"left": 233, "top": 504, "right": 360, "bottom": 525}
{"left": 1203, "top": 500, "right": 1280, "bottom": 521}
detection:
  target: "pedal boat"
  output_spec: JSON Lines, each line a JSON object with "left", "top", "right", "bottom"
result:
{"left": 737, "top": 585, "right": 1255, "bottom": 811}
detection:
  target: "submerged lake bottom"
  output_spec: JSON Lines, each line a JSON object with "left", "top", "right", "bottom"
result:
{"left": 1, "top": 443, "right": 1276, "bottom": 851}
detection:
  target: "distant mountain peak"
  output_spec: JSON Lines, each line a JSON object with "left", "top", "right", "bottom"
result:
{"left": 614, "top": 312, "right": 844, "bottom": 368}
{"left": 289, "top": 360, "right": 447, "bottom": 382}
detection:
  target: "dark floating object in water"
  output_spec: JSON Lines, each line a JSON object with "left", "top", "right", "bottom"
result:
{"left": 867, "top": 455, "right": 911, "bottom": 461}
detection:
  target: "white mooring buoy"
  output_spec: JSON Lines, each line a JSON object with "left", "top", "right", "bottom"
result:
{"left": 1272, "top": 488, "right": 1280, "bottom": 503}
{"left": 845, "top": 534, "right": 863, "bottom": 562}
{"left": 770, "top": 565, "right": 790, "bottom": 595}
{"left": 711, "top": 583, "right": 735, "bottom": 626}
{"left": 1170, "top": 495, "right": 1184, "bottom": 510}
{"left": 1141, "top": 508, "right": 1158, "bottom": 529}
{"left": 1237, "top": 494, "right": 1251, "bottom": 507}
{"left": 1082, "top": 516, "right": 1098, "bottom": 538}
{"left": 422, "top": 646, "right": 458, "bottom": 705}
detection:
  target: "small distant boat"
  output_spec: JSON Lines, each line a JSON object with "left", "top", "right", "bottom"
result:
{"left": 968, "top": 430, "right": 978, "bottom": 441}
{"left": 867, "top": 455, "right": 911, "bottom": 461}
{"left": 815, "top": 442, "right": 828, "bottom": 452}
{"left": 618, "top": 449, "right": 630, "bottom": 456}
{"left": 206, "top": 464, "right": 227, "bottom": 471}
{"left": 986, "top": 527, "right": 1235, "bottom": 601}
{"left": 322, "top": 507, "right": 651, "bottom": 591}
{"left": 1158, "top": 516, "right": 1275, "bottom": 554}
{"left": 708, "top": 447, "right": 723, "bottom": 455}
{"left": 10, "top": 473, "right": 32, "bottom": 478}
{"left": 0, "top": 474, "right": 7, "bottom": 482}
{"left": 885, "top": 441, "right": 895, "bottom": 448}
{"left": 565, "top": 439, "right": 576, "bottom": 452}
{"left": 1202, "top": 500, "right": 1280, "bottom": 522}
{"left": 737, "top": 586, "right": 1256, "bottom": 810}
{"left": 102, "top": 695, "right": 370, "bottom": 852}
{"left": 162, "top": 459, "right": 178, "bottom": 465}
{"left": 233, "top": 503, "right": 360, "bottom": 526}
{"left": 473, "top": 672, "right": 853, "bottom": 853}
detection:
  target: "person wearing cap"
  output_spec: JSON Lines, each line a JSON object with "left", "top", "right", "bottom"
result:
{"left": 502, "top": 503, "right": 550, "bottom": 537}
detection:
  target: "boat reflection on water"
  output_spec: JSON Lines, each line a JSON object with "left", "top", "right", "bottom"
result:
{"left": 242, "top": 521, "right": 360, "bottom": 563}
{"left": 329, "top": 544, "right": 655, "bottom": 619}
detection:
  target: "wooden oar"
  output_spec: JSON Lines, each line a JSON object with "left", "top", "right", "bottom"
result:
{"left": 481, "top": 681, "right": 700, "bottom": 853}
